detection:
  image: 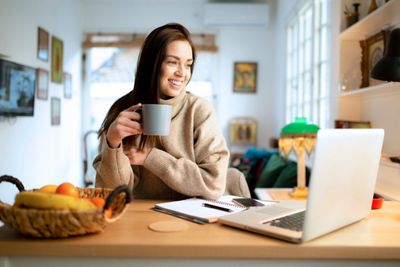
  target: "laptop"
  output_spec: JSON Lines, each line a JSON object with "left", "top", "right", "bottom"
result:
{"left": 219, "top": 129, "right": 384, "bottom": 243}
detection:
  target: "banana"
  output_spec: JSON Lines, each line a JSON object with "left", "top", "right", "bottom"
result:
{"left": 38, "top": 184, "right": 58, "bottom": 193}
{"left": 14, "top": 191, "right": 96, "bottom": 210}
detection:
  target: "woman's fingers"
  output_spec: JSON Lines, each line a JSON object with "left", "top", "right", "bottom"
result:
{"left": 125, "top": 103, "right": 142, "bottom": 112}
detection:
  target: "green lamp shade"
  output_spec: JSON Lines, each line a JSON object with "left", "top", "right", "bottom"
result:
{"left": 281, "top": 117, "right": 319, "bottom": 135}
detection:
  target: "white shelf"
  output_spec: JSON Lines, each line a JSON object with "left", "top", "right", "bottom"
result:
{"left": 340, "top": 0, "right": 400, "bottom": 41}
{"left": 339, "top": 82, "right": 400, "bottom": 98}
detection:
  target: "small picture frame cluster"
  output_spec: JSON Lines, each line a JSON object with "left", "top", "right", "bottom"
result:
{"left": 233, "top": 62, "right": 257, "bottom": 93}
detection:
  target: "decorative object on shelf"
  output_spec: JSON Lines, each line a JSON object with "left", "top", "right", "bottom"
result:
{"left": 63, "top": 72, "right": 72, "bottom": 99}
{"left": 233, "top": 62, "right": 257, "bottom": 93}
{"left": 51, "top": 36, "right": 63, "bottom": 84}
{"left": 344, "top": 3, "right": 360, "bottom": 28}
{"left": 36, "top": 68, "right": 48, "bottom": 100}
{"left": 51, "top": 97, "right": 61, "bottom": 125}
{"left": 37, "top": 27, "right": 49, "bottom": 62}
{"left": 229, "top": 117, "right": 257, "bottom": 146}
{"left": 368, "top": 0, "right": 378, "bottom": 14}
{"left": 360, "top": 30, "right": 388, "bottom": 88}
{"left": 371, "top": 28, "right": 400, "bottom": 82}
{"left": 278, "top": 117, "right": 319, "bottom": 199}
{"left": 334, "top": 120, "right": 371, "bottom": 129}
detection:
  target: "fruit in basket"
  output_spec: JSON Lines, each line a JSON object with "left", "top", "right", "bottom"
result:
{"left": 14, "top": 191, "right": 96, "bottom": 210}
{"left": 55, "top": 182, "right": 80, "bottom": 198}
{"left": 90, "top": 197, "right": 113, "bottom": 218}
{"left": 38, "top": 184, "right": 58, "bottom": 193}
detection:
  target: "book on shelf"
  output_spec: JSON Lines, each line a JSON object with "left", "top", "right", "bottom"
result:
{"left": 153, "top": 195, "right": 248, "bottom": 224}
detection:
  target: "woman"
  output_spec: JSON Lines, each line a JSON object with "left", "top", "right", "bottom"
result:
{"left": 94, "top": 23, "right": 230, "bottom": 200}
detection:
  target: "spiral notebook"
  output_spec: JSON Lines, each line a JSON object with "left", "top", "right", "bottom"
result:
{"left": 153, "top": 195, "right": 247, "bottom": 224}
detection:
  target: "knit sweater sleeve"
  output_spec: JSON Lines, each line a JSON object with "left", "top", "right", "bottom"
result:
{"left": 143, "top": 99, "right": 229, "bottom": 200}
{"left": 93, "top": 136, "right": 135, "bottom": 190}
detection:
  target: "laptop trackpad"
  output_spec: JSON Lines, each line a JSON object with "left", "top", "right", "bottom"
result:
{"left": 255, "top": 205, "right": 293, "bottom": 216}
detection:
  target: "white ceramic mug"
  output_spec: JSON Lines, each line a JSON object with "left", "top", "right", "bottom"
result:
{"left": 141, "top": 104, "right": 172, "bottom": 136}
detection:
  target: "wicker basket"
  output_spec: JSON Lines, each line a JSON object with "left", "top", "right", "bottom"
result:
{"left": 0, "top": 175, "right": 132, "bottom": 238}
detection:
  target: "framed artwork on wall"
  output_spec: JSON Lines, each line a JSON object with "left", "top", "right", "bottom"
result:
{"left": 229, "top": 117, "right": 257, "bottom": 146}
{"left": 36, "top": 68, "right": 48, "bottom": 100}
{"left": 233, "top": 62, "right": 257, "bottom": 93}
{"left": 51, "top": 36, "right": 63, "bottom": 84}
{"left": 51, "top": 97, "right": 61, "bottom": 125}
{"left": 360, "top": 30, "right": 388, "bottom": 88}
{"left": 63, "top": 72, "right": 72, "bottom": 99}
{"left": 0, "top": 59, "right": 36, "bottom": 116}
{"left": 37, "top": 27, "right": 49, "bottom": 62}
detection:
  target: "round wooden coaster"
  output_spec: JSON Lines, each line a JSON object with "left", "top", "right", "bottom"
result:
{"left": 148, "top": 220, "right": 189, "bottom": 232}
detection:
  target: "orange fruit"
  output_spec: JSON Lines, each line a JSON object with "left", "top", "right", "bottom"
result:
{"left": 105, "top": 208, "right": 113, "bottom": 218}
{"left": 90, "top": 197, "right": 112, "bottom": 218}
{"left": 55, "top": 182, "right": 80, "bottom": 198}
{"left": 90, "top": 197, "right": 105, "bottom": 208}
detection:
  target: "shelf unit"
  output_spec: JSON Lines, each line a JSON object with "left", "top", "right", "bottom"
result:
{"left": 338, "top": 0, "right": 400, "bottom": 156}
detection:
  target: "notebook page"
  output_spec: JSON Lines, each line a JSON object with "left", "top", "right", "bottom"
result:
{"left": 154, "top": 195, "right": 246, "bottom": 223}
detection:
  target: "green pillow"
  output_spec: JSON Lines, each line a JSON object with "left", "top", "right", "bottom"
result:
{"left": 273, "top": 162, "right": 297, "bottom": 188}
{"left": 256, "top": 155, "right": 287, "bottom": 188}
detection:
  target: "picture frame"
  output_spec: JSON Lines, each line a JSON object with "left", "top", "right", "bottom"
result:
{"left": 63, "top": 72, "right": 72, "bottom": 99}
{"left": 229, "top": 117, "right": 257, "bottom": 146}
{"left": 51, "top": 36, "right": 63, "bottom": 84}
{"left": 36, "top": 68, "right": 49, "bottom": 100}
{"left": 37, "top": 27, "right": 49, "bottom": 62}
{"left": 360, "top": 30, "right": 388, "bottom": 88}
{"left": 51, "top": 97, "right": 61, "bottom": 125}
{"left": 335, "top": 120, "right": 371, "bottom": 129}
{"left": 0, "top": 59, "right": 36, "bottom": 116}
{"left": 233, "top": 62, "right": 257, "bottom": 93}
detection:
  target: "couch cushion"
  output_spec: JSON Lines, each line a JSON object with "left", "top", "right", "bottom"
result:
{"left": 256, "top": 155, "right": 287, "bottom": 188}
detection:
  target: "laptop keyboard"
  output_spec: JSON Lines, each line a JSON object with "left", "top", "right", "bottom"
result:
{"left": 264, "top": 211, "right": 305, "bottom": 232}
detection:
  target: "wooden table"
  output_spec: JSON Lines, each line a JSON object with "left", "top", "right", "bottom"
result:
{"left": 0, "top": 200, "right": 400, "bottom": 267}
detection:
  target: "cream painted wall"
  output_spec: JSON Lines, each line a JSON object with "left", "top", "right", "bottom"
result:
{"left": 0, "top": 0, "right": 82, "bottom": 203}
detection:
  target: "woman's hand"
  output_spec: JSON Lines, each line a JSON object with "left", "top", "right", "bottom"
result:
{"left": 106, "top": 104, "right": 143, "bottom": 149}
{"left": 123, "top": 145, "right": 150, "bottom": 165}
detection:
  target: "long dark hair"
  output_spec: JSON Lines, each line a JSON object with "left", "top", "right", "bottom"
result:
{"left": 98, "top": 23, "right": 196, "bottom": 148}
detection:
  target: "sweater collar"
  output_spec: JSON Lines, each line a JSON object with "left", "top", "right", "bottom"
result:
{"left": 159, "top": 91, "right": 187, "bottom": 118}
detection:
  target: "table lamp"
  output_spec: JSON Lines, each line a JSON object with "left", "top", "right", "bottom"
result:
{"left": 279, "top": 117, "right": 319, "bottom": 199}
{"left": 371, "top": 28, "right": 400, "bottom": 82}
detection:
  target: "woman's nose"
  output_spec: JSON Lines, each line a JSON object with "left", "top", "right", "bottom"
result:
{"left": 175, "top": 64, "right": 184, "bottom": 76}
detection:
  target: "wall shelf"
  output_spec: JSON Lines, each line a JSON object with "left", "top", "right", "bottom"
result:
{"left": 340, "top": 82, "right": 400, "bottom": 98}
{"left": 340, "top": 0, "right": 400, "bottom": 41}
{"left": 338, "top": 0, "right": 400, "bottom": 156}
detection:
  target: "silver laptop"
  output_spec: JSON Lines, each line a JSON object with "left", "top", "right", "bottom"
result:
{"left": 219, "top": 129, "right": 384, "bottom": 243}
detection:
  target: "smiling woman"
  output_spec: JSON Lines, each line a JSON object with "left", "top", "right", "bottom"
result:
{"left": 93, "top": 23, "right": 232, "bottom": 201}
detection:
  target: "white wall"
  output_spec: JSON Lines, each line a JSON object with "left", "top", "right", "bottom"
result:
{"left": 80, "top": 0, "right": 278, "bottom": 151}
{"left": 0, "top": 0, "right": 82, "bottom": 203}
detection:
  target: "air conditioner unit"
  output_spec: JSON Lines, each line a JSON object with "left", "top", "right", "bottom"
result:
{"left": 204, "top": 3, "right": 269, "bottom": 27}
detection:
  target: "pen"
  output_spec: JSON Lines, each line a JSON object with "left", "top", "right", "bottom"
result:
{"left": 202, "top": 203, "right": 233, "bottom": 213}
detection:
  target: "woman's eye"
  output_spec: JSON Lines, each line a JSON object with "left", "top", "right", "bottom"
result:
{"left": 168, "top": 60, "right": 177, "bottom": 65}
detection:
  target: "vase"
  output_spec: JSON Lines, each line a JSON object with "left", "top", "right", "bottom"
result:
{"left": 368, "top": 0, "right": 378, "bottom": 14}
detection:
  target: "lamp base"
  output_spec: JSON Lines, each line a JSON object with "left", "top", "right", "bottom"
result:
{"left": 290, "top": 187, "right": 308, "bottom": 199}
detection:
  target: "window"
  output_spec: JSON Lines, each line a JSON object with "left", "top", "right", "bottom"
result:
{"left": 285, "top": 0, "right": 330, "bottom": 128}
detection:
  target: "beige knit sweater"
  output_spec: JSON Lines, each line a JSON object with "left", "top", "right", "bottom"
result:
{"left": 94, "top": 91, "right": 230, "bottom": 200}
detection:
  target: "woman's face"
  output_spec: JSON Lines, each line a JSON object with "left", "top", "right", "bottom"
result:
{"left": 160, "top": 40, "right": 193, "bottom": 98}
